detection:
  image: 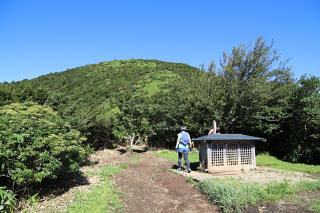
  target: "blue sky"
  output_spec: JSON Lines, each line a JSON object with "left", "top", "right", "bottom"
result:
{"left": 0, "top": 0, "right": 319, "bottom": 82}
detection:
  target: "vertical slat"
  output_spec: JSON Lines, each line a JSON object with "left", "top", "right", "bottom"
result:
{"left": 223, "top": 143, "right": 227, "bottom": 167}
{"left": 251, "top": 143, "right": 256, "bottom": 168}
{"left": 199, "top": 142, "right": 201, "bottom": 168}
{"left": 237, "top": 143, "right": 241, "bottom": 165}
{"left": 207, "top": 142, "right": 212, "bottom": 170}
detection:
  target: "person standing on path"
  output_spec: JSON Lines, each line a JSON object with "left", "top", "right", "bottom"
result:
{"left": 175, "top": 126, "right": 192, "bottom": 173}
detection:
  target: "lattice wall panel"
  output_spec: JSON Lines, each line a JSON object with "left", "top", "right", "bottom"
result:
{"left": 210, "top": 143, "right": 224, "bottom": 166}
{"left": 240, "top": 144, "right": 252, "bottom": 165}
{"left": 200, "top": 141, "right": 255, "bottom": 170}
{"left": 226, "top": 144, "right": 238, "bottom": 166}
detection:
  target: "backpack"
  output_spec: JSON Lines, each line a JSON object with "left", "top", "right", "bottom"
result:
{"left": 180, "top": 131, "right": 189, "bottom": 145}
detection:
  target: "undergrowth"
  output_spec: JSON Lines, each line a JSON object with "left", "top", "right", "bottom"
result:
{"left": 0, "top": 187, "right": 16, "bottom": 213}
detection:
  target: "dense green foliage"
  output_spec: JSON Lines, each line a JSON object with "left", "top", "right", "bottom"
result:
{"left": 0, "top": 102, "right": 88, "bottom": 190}
{"left": 0, "top": 37, "right": 319, "bottom": 164}
{"left": 0, "top": 187, "right": 16, "bottom": 213}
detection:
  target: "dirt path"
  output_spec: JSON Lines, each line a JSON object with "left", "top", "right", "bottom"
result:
{"left": 29, "top": 149, "right": 319, "bottom": 213}
{"left": 113, "top": 153, "right": 219, "bottom": 213}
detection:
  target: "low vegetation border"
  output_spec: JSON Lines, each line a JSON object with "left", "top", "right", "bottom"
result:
{"left": 194, "top": 177, "right": 320, "bottom": 213}
{"left": 154, "top": 150, "right": 320, "bottom": 212}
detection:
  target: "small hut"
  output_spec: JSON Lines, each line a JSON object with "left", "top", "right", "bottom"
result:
{"left": 193, "top": 134, "right": 266, "bottom": 172}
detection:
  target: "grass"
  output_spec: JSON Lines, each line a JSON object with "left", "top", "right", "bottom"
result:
{"left": 309, "top": 199, "right": 320, "bottom": 212}
{"left": 129, "top": 155, "right": 141, "bottom": 164}
{"left": 154, "top": 150, "right": 320, "bottom": 212}
{"left": 153, "top": 150, "right": 199, "bottom": 163}
{"left": 196, "top": 178, "right": 320, "bottom": 213}
{"left": 155, "top": 150, "right": 320, "bottom": 173}
{"left": 63, "top": 164, "right": 127, "bottom": 213}
{"left": 257, "top": 153, "right": 320, "bottom": 173}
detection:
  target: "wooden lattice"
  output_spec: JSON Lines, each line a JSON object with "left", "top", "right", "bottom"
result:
{"left": 210, "top": 143, "right": 224, "bottom": 166}
{"left": 205, "top": 142, "right": 255, "bottom": 169}
{"left": 240, "top": 144, "right": 252, "bottom": 165}
{"left": 226, "top": 144, "right": 238, "bottom": 166}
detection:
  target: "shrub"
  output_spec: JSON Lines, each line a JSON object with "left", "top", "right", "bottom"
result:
{"left": 0, "top": 187, "right": 16, "bottom": 213}
{"left": 0, "top": 102, "right": 89, "bottom": 189}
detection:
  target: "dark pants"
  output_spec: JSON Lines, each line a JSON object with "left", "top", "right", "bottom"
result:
{"left": 178, "top": 151, "right": 190, "bottom": 170}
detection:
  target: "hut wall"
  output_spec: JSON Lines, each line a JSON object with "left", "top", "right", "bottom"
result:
{"left": 198, "top": 142, "right": 207, "bottom": 170}
{"left": 199, "top": 141, "right": 256, "bottom": 171}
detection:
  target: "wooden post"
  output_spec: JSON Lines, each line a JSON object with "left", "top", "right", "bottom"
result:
{"left": 213, "top": 120, "right": 217, "bottom": 134}
{"left": 237, "top": 143, "right": 241, "bottom": 166}
{"left": 251, "top": 143, "right": 256, "bottom": 168}
{"left": 207, "top": 142, "right": 212, "bottom": 170}
{"left": 223, "top": 143, "right": 227, "bottom": 166}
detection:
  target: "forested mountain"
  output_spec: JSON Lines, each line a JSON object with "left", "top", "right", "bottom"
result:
{"left": 1, "top": 38, "right": 319, "bottom": 165}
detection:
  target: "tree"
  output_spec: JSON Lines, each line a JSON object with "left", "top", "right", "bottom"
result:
{"left": 217, "top": 37, "right": 293, "bottom": 136}
{"left": 279, "top": 76, "right": 320, "bottom": 163}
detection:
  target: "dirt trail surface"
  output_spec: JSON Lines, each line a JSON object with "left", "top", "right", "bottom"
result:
{"left": 24, "top": 149, "right": 319, "bottom": 213}
{"left": 113, "top": 153, "right": 219, "bottom": 213}
{"left": 30, "top": 149, "right": 218, "bottom": 213}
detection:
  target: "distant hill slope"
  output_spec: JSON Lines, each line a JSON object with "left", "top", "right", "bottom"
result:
{"left": 12, "top": 59, "right": 201, "bottom": 147}
{"left": 2, "top": 39, "right": 319, "bottom": 164}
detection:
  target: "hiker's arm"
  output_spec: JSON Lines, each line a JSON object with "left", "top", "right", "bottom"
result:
{"left": 176, "top": 136, "right": 180, "bottom": 147}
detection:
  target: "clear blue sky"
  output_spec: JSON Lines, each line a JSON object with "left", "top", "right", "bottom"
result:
{"left": 0, "top": 0, "right": 319, "bottom": 82}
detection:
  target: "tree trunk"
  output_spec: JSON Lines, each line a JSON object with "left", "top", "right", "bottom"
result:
{"left": 130, "top": 132, "right": 135, "bottom": 147}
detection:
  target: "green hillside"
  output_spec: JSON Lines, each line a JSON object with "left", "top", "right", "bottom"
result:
{"left": 2, "top": 59, "right": 202, "bottom": 148}
{"left": 1, "top": 39, "right": 320, "bottom": 165}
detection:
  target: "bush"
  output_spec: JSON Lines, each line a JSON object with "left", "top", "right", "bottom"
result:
{"left": 0, "top": 102, "right": 89, "bottom": 189}
{"left": 0, "top": 187, "right": 16, "bottom": 213}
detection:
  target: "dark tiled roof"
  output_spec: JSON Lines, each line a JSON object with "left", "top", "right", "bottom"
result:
{"left": 192, "top": 134, "right": 266, "bottom": 142}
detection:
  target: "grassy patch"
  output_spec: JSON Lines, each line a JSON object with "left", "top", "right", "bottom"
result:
{"left": 64, "top": 164, "right": 127, "bottom": 213}
{"left": 309, "top": 199, "right": 320, "bottom": 212}
{"left": 153, "top": 150, "right": 199, "bottom": 163}
{"left": 257, "top": 153, "right": 320, "bottom": 173}
{"left": 134, "top": 71, "right": 177, "bottom": 97}
{"left": 195, "top": 178, "right": 320, "bottom": 213}
{"left": 129, "top": 155, "right": 141, "bottom": 164}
